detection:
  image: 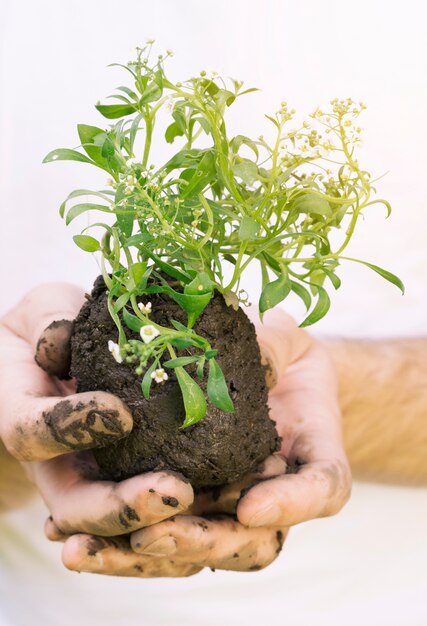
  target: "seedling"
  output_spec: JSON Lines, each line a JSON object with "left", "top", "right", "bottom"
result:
{"left": 44, "top": 43, "right": 403, "bottom": 428}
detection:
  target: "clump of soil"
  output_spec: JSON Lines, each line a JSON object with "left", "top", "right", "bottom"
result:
{"left": 70, "top": 277, "right": 280, "bottom": 489}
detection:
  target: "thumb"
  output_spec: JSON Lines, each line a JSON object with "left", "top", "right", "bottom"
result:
{"left": 251, "top": 308, "right": 314, "bottom": 392}
{"left": 4, "top": 283, "right": 85, "bottom": 379}
{"left": 33, "top": 284, "right": 85, "bottom": 379}
{"left": 35, "top": 319, "right": 75, "bottom": 380}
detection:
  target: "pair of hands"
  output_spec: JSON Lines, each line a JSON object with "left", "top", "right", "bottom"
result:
{"left": 0, "top": 284, "right": 351, "bottom": 577}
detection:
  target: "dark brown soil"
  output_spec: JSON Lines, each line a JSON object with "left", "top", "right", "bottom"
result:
{"left": 70, "top": 277, "right": 280, "bottom": 489}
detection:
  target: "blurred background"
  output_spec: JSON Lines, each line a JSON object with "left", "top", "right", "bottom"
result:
{"left": 0, "top": 0, "right": 426, "bottom": 624}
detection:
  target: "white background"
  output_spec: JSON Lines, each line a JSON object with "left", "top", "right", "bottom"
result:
{"left": 0, "top": 1, "right": 426, "bottom": 625}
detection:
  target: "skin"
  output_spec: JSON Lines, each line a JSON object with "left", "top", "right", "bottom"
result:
{"left": 327, "top": 338, "right": 427, "bottom": 485}
{"left": 0, "top": 284, "right": 351, "bottom": 576}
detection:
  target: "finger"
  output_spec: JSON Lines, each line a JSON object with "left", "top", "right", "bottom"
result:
{"left": 0, "top": 285, "right": 131, "bottom": 461}
{"left": 34, "top": 456, "right": 194, "bottom": 535}
{"left": 45, "top": 516, "right": 70, "bottom": 542}
{"left": 237, "top": 337, "right": 351, "bottom": 528}
{"left": 246, "top": 307, "right": 313, "bottom": 392}
{"left": 237, "top": 455, "right": 352, "bottom": 528}
{"left": 35, "top": 319, "right": 74, "bottom": 379}
{"left": 132, "top": 515, "right": 287, "bottom": 572}
{"left": 62, "top": 534, "right": 202, "bottom": 578}
{"left": 189, "top": 454, "right": 287, "bottom": 516}
{"left": 2, "top": 283, "right": 84, "bottom": 355}
{"left": 1, "top": 390, "right": 133, "bottom": 461}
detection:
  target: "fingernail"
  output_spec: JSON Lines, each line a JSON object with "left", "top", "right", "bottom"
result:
{"left": 247, "top": 503, "right": 281, "bottom": 527}
{"left": 138, "top": 536, "right": 177, "bottom": 556}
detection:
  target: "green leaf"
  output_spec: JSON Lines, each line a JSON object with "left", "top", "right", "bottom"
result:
{"left": 141, "top": 361, "right": 158, "bottom": 399}
{"left": 184, "top": 272, "right": 213, "bottom": 296}
{"left": 292, "top": 193, "right": 332, "bottom": 217}
{"left": 116, "top": 85, "right": 138, "bottom": 100}
{"left": 230, "top": 135, "right": 259, "bottom": 159}
{"left": 122, "top": 309, "right": 144, "bottom": 332}
{"left": 212, "top": 88, "right": 236, "bottom": 110}
{"left": 239, "top": 216, "right": 260, "bottom": 241}
{"left": 207, "top": 359, "right": 234, "bottom": 412}
{"left": 300, "top": 285, "right": 331, "bottom": 327}
{"left": 73, "top": 234, "right": 100, "bottom": 252}
{"left": 77, "top": 124, "right": 106, "bottom": 144}
{"left": 259, "top": 274, "right": 291, "bottom": 315}
{"left": 131, "top": 262, "right": 148, "bottom": 287}
{"left": 169, "top": 291, "right": 213, "bottom": 328}
{"left": 145, "top": 251, "right": 192, "bottom": 283}
{"left": 233, "top": 160, "right": 258, "bottom": 184}
{"left": 180, "top": 151, "right": 216, "bottom": 198}
{"left": 163, "top": 148, "right": 206, "bottom": 173}
{"left": 323, "top": 268, "right": 341, "bottom": 290}
{"left": 113, "top": 293, "right": 130, "bottom": 313}
{"left": 124, "top": 233, "right": 153, "bottom": 248}
{"left": 139, "top": 81, "right": 162, "bottom": 105}
{"left": 171, "top": 320, "right": 190, "bottom": 333}
{"left": 201, "top": 79, "right": 219, "bottom": 97}
{"left": 59, "top": 189, "right": 113, "bottom": 218}
{"left": 129, "top": 113, "right": 144, "bottom": 150}
{"left": 165, "top": 121, "right": 185, "bottom": 144}
{"left": 65, "top": 203, "right": 111, "bottom": 225}
{"left": 342, "top": 258, "right": 405, "bottom": 294}
{"left": 290, "top": 280, "right": 312, "bottom": 311}
{"left": 101, "top": 136, "right": 115, "bottom": 158}
{"left": 77, "top": 124, "right": 112, "bottom": 169}
{"left": 176, "top": 367, "right": 207, "bottom": 428}
{"left": 204, "top": 349, "right": 218, "bottom": 359}
{"left": 196, "top": 358, "right": 206, "bottom": 379}
{"left": 163, "top": 356, "right": 200, "bottom": 368}
{"left": 43, "top": 149, "right": 93, "bottom": 164}
{"left": 95, "top": 103, "right": 136, "bottom": 119}
{"left": 170, "top": 337, "right": 195, "bottom": 350}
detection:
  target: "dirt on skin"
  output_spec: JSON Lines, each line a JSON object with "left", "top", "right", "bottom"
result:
{"left": 70, "top": 277, "right": 280, "bottom": 489}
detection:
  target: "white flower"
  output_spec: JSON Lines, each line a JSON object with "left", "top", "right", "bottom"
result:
{"left": 126, "top": 157, "right": 139, "bottom": 167}
{"left": 108, "top": 340, "right": 123, "bottom": 364}
{"left": 138, "top": 301, "right": 152, "bottom": 314}
{"left": 125, "top": 174, "right": 137, "bottom": 194}
{"left": 106, "top": 178, "right": 115, "bottom": 187}
{"left": 140, "top": 324, "right": 160, "bottom": 344}
{"left": 151, "top": 368, "right": 169, "bottom": 383}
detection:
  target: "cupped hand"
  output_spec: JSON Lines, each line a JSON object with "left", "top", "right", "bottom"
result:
{"left": 0, "top": 285, "right": 197, "bottom": 577}
{"left": 43, "top": 302, "right": 351, "bottom": 577}
{"left": 125, "top": 311, "right": 351, "bottom": 574}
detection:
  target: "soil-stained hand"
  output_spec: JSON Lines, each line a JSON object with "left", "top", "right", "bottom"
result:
{"left": 7, "top": 287, "right": 350, "bottom": 577}
{"left": 61, "top": 533, "right": 202, "bottom": 578}
{"left": 128, "top": 310, "right": 351, "bottom": 574}
{"left": 236, "top": 308, "right": 352, "bottom": 529}
{"left": 0, "top": 284, "right": 134, "bottom": 461}
{"left": 0, "top": 284, "right": 194, "bottom": 537}
{"left": 50, "top": 309, "right": 350, "bottom": 577}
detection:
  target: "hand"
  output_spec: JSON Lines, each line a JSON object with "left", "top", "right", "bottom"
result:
{"left": 46, "top": 307, "right": 351, "bottom": 576}
{"left": 124, "top": 310, "right": 351, "bottom": 573}
{"left": 0, "top": 284, "right": 199, "bottom": 577}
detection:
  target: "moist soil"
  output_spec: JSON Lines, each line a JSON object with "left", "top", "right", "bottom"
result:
{"left": 70, "top": 276, "right": 280, "bottom": 489}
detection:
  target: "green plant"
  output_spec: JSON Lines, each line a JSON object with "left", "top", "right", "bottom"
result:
{"left": 44, "top": 43, "right": 403, "bottom": 427}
